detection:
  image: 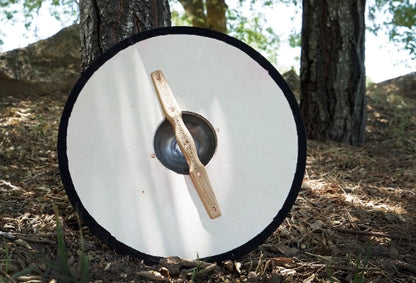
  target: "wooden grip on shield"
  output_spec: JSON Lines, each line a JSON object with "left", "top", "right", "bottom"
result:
{"left": 151, "top": 70, "right": 222, "bottom": 219}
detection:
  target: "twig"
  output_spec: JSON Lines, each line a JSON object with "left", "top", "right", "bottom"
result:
{"left": 335, "top": 227, "right": 403, "bottom": 240}
{"left": 22, "top": 168, "right": 59, "bottom": 184}
{"left": 0, "top": 269, "right": 12, "bottom": 280}
{"left": 304, "top": 252, "right": 335, "bottom": 263}
{"left": 0, "top": 231, "right": 56, "bottom": 243}
{"left": 0, "top": 180, "right": 21, "bottom": 189}
{"left": 391, "top": 260, "right": 416, "bottom": 274}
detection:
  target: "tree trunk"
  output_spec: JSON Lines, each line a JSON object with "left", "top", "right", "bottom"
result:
{"left": 177, "top": 0, "right": 227, "bottom": 33}
{"left": 206, "top": 0, "right": 227, "bottom": 33}
{"left": 79, "top": 0, "right": 171, "bottom": 71}
{"left": 177, "top": 0, "right": 207, "bottom": 28}
{"left": 300, "top": 0, "right": 367, "bottom": 145}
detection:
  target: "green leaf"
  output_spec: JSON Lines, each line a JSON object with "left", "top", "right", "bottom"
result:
{"left": 5, "top": 10, "right": 15, "bottom": 20}
{"left": 367, "top": 0, "right": 416, "bottom": 58}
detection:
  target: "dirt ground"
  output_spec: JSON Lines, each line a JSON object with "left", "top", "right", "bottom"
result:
{"left": 1, "top": 75, "right": 415, "bottom": 282}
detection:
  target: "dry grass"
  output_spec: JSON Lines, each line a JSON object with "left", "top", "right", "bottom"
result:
{"left": 0, "top": 80, "right": 415, "bottom": 282}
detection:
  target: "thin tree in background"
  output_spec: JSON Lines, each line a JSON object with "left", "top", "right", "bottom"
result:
{"left": 177, "top": 0, "right": 227, "bottom": 33}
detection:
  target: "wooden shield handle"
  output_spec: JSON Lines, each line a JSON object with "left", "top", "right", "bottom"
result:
{"left": 151, "top": 70, "right": 221, "bottom": 219}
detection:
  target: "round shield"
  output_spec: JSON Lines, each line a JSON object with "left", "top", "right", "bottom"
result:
{"left": 58, "top": 27, "right": 306, "bottom": 263}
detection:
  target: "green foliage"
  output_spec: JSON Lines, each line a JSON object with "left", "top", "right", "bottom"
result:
{"left": 0, "top": 0, "right": 415, "bottom": 61}
{"left": 54, "top": 206, "right": 71, "bottom": 278}
{"left": 1, "top": 238, "right": 36, "bottom": 281}
{"left": 326, "top": 266, "right": 335, "bottom": 283}
{"left": 0, "top": 0, "right": 18, "bottom": 7}
{"left": 186, "top": 262, "right": 202, "bottom": 281}
{"left": 78, "top": 218, "right": 89, "bottom": 283}
{"left": 0, "top": 0, "right": 78, "bottom": 45}
{"left": 8, "top": 266, "right": 37, "bottom": 282}
{"left": 368, "top": 0, "right": 416, "bottom": 59}
{"left": 325, "top": 254, "right": 368, "bottom": 283}
{"left": 288, "top": 31, "right": 301, "bottom": 48}
{"left": 51, "top": 206, "right": 90, "bottom": 282}
{"left": 1, "top": 237, "right": 10, "bottom": 276}
{"left": 352, "top": 254, "right": 368, "bottom": 283}
{"left": 171, "top": 9, "right": 192, "bottom": 27}
{"left": 170, "top": 0, "right": 282, "bottom": 64}
{"left": 239, "top": 0, "right": 298, "bottom": 8}
{"left": 227, "top": 7, "right": 280, "bottom": 64}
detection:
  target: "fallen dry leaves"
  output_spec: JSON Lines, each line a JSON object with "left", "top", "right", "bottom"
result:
{"left": 0, "top": 78, "right": 415, "bottom": 281}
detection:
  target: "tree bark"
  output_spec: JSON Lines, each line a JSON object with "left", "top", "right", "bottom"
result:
{"left": 300, "top": 0, "right": 367, "bottom": 145}
{"left": 177, "top": 0, "right": 227, "bottom": 33}
{"left": 79, "top": 0, "right": 171, "bottom": 71}
{"left": 206, "top": 0, "right": 227, "bottom": 33}
{"left": 177, "top": 0, "right": 207, "bottom": 28}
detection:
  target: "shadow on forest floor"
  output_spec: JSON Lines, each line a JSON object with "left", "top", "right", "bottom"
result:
{"left": 0, "top": 77, "right": 415, "bottom": 282}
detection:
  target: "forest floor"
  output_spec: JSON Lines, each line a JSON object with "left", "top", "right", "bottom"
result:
{"left": 0, "top": 74, "right": 415, "bottom": 282}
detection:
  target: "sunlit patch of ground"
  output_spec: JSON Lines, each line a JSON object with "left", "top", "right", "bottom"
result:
{"left": 1, "top": 79, "right": 415, "bottom": 281}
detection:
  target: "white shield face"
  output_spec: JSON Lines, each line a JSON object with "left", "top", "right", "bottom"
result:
{"left": 58, "top": 27, "right": 306, "bottom": 263}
